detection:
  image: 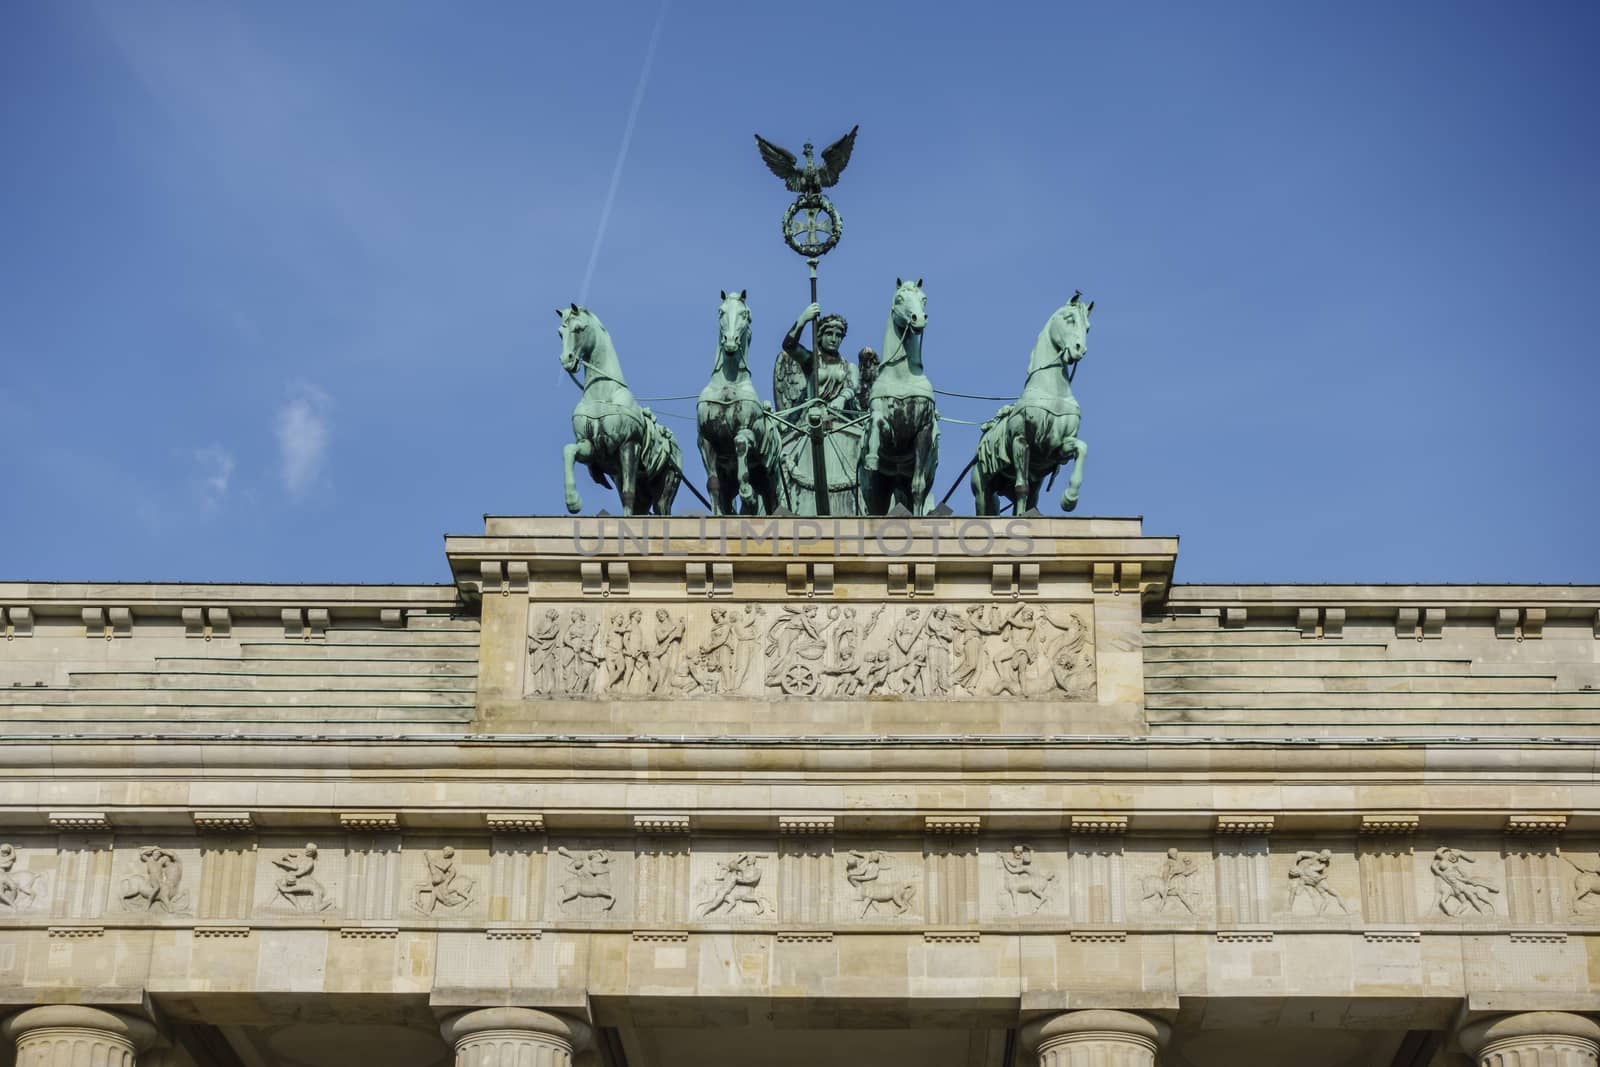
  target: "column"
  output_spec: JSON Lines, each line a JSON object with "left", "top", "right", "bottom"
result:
{"left": 1459, "top": 1011, "right": 1600, "bottom": 1067}
{"left": 3, "top": 1005, "right": 160, "bottom": 1067}
{"left": 1022, "top": 1009, "right": 1171, "bottom": 1067}
{"left": 440, "top": 1007, "right": 592, "bottom": 1067}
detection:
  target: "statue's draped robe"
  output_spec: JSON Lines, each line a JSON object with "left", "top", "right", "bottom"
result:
{"left": 775, "top": 332, "right": 864, "bottom": 516}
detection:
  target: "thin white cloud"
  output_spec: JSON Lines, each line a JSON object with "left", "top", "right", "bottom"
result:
{"left": 194, "top": 445, "right": 236, "bottom": 508}
{"left": 276, "top": 385, "right": 332, "bottom": 494}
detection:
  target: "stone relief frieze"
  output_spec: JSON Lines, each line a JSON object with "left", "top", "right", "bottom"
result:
{"left": 119, "top": 845, "right": 190, "bottom": 914}
{"left": 1138, "top": 848, "right": 1201, "bottom": 915}
{"left": 526, "top": 601, "right": 1095, "bottom": 701}
{"left": 696, "top": 852, "right": 772, "bottom": 917}
{"left": 556, "top": 846, "right": 616, "bottom": 914}
{"left": 997, "top": 844, "right": 1056, "bottom": 914}
{"left": 843, "top": 849, "right": 917, "bottom": 917}
{"left": 1430, "top": 846, "right": 1500, "bottom": 917}
{"left": 1286, "top": 849, "right": 1348, "bottom": 915}
{"left": 0, "top": 844, "right": 46, "bottom": 912}
{"left": 412, "top": 847, "right": 477, "bottom": 914}
{"left": 271, "top": 843, "right": 334, "bottom": 913}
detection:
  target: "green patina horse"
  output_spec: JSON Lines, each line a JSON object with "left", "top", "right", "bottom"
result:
{"left": 970, "top": 295, "right": 1091, "bottom": 514}
{"left": 558, "top": 304, "right": 681, "bottom": 515}
{"left": 860, "top": 279, "right": 940, "bottom": 514}
{"left": 696, "top": 290, "right": 783, "bottom": 514}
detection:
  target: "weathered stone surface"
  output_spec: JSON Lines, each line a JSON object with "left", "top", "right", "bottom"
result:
{"left": 0, "top": 517, "right": 1595, "bottom": 1062}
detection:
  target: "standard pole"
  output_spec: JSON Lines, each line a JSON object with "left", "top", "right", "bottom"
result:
{"left": 806, "top": 255, "right": 830, "bottom": 516}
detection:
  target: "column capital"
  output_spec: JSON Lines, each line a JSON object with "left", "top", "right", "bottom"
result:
{"left": 1022, "top": 1009, "right": 1171, "bottom": 1065}
{"left": 3, "top": 1005, "right": 160, "bottom": 1065}
{"left": 439, "top": 1007, "right": 592, "bottom": 1061}
{"left": 1459, "top": 1011, "right": 1600, "bottom": 1065}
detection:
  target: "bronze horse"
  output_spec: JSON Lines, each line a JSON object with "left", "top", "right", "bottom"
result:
{"left": 696, "top": 291, "right": 783, "bottom": 514}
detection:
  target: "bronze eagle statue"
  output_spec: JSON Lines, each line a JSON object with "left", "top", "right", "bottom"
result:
{"left": 754, "top": 125, "right": 859, "bottom": 198}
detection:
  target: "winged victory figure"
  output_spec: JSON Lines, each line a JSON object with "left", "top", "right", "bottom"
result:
{"left": 754, "top": 125, "right": 859, "bottom": 198}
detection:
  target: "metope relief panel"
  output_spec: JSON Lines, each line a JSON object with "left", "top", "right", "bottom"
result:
{"left": 978, "top": 843, "right": 1067, "bottom": 922}
{"left": 1418, "top": 842, "right": 1507, "bottom": 921}
{"left": 255, "top": 838, "right": 342, "bottom": 916}
{"left": 407, "top": 840, "right": 487, "bottom": 920}
{"left": 548, "top": 840, "right": 634, "bottom": 922}
{"left": 113, "top": 840, "right": 200, "bottom": 919}
{"left": 0, "top": 839, "right": 56, "bottom": 917}
{"left": 1560, "top": 844, "right": 1600, "bottom": 919}
{"left": 833, "top": 842, "right": 923, "bottom": 923}
{"left": 1271, "top": 840, "right": 1358, "bottom": 921}
{"left": 524, "top": 601, "right": 1094, "bottom": 701}
{"left": 1126, "top": 841, "right": 1212, "bottom": 921}
{"left": 691, "top": 841, "right": 777, "bottom": 923}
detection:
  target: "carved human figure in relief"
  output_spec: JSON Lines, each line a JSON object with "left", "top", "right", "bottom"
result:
{"left": 950, "top": 606, "right": 1000, "bottom": 694}
{"left": 273, "top": 843, "right": 333, "bottom": 913}
{"left": 413, "top": 847, "right": 476, "bottom": 914}
{"left": 527, "top": 608, "right": 564, "bottom": 693}
{"left": 647, "top": 609, "right": 686, "bottom": 691}
{"left": 557, "top": 847, "right": 616, "bottom": 912}
{"left": 889, "top": 607, "right": 932, "bottom": 695}
{"left": 999, "top": 844, "right": 1056, "bottom": 914}
{"left": 604, "top": 614, "right": 634, "bottom": 692}
{"left": 1562, "top": 854, "right": 1600, "bottom": 913}
{"left": 1041, "top": 608, "right": 1092, "bottom": 696}
{"left": 0, "top": 844, "right": 42, "bottom": 911}
{"left": 120, "top": 845, "right": 189, "bottom": 913}
{"left": 1140, "top": 848, "right": 1200, "bottom": 914}
{"left": 844, "top": 849, "right": 917, "bottom": 916}
{"left": 923, "top": 606, "right": 956, "bottom": 695}
{"left": 1431, "top": 847, "right": 1499, "bottom": 916}
{"left": 732, "top": 604, "right": 763, "bottom": 687}
{"left": 1287, "top": 849, "right": 1348, "bottom": 915}
{"left": 561, "top": 611, "right": 601, "bottom": 695}
{"left": 698, "top": 853, "right": 771, "bottom": 917}
{"left": 765, "top": 604, "right": 834, "bottom": 696}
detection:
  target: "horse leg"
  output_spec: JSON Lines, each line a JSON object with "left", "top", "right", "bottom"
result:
{"left": 734, "top": 428, "right": 757, "bottom": 514}
{"left": 1062, "top": 437, "right": 1087, "bottom": 512}
{"left": 658, "top": 466, "right": 680, "bottom": 516}
{"left": 971, "top": 464, "right": 994, "bottom": 517}
{"left": 617, "top": 439, "right": 639, "bottom": 515}
{"left": 563, "top": 440, "right": 591, "bottom": 514}
{"left": 1010, "top": 429, "right": 1030, "bottom": 507}
{"left": 698, "top": 431, "right": 727, "bottom": 515}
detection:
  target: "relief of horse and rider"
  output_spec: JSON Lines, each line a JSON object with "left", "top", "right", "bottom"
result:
{"left": 557, "top": 286, "right": 1093, "bottom": 518}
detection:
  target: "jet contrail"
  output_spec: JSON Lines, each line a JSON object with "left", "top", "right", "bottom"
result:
{"left": 578, "top": 0, "right": 669, "bottom": 305}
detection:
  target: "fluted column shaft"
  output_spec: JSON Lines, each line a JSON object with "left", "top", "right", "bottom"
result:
{"left": 3, "top": 1006, "right": 159, "bottom": 1067}
{"left": 441, "top": 1008, "right": 592, "bottom": 1067}
{"left": 1023, "top": 1009, "right": 1172, "bottom": 1067}
{"left": 1460, "top": 1012, "right": 1600, "bottom": 1067}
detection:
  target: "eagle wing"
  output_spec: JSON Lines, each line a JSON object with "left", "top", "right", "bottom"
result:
{"left": 818, "top": 125, "right": 859, "bottom": 188}
{"left": 754, "top": 134, "right": 804, "bottom": 193}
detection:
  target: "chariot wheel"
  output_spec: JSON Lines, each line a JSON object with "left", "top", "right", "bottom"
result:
{"left": 780, "top": 663, "right": 819, "bottom": 696}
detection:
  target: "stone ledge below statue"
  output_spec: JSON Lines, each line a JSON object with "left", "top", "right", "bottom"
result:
{"left": 475, "top": 696, "right": 1148, "bottom": 737}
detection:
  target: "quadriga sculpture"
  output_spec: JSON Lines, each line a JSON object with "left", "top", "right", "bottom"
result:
{"left": 860, "top": 278, "right": 940, "bottom": 514}
{"left": 558, "top": 304, "right": 682, "bottom": 515}
{"left": 970, "top": 295, "right": 1091, "bottom": 514}
{"left": 696, "top": 290, "right": 783, "bottom": 514}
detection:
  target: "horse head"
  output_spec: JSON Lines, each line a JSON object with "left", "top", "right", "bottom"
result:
{"left": 557, "top": 303, "right": 599, "bottom": 376}
{"left": 891, "top": 277, "right": 927, "bottom": 335}
{"left": 717, "top": 289, "right": 751, "bottom": 357}
{"left": 1046, "top": 294, "right": 1092, "bottom": 367}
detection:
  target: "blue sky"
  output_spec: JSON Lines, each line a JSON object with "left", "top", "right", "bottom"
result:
{"left": 2, "top": 1, "right": 1595, "bottom": 584}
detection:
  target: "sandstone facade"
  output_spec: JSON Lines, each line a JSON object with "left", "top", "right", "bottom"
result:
{"left": 0, "top": 516, "right": 1596, "bottom": 1067}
